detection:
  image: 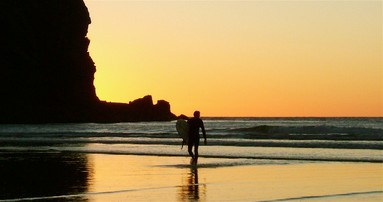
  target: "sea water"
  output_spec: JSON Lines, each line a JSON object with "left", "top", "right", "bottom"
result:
{"left": 0, "top": 118, "right": 382, "bottom": 201}
{"left": 0, "top": 117, "right": 382, "bottom": 163}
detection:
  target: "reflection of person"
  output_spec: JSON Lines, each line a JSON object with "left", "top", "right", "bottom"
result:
{"left": 178, "top": 167, "right": 206, "bottom": 201}
{"left": 189, "top": 168, "right": 199, "bottom": 199}
{"left": 187, "top": 111, "right": 207, "bottom": 164}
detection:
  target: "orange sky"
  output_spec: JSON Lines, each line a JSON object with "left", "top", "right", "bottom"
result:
{"left": 84, "top": 0, "right": 382, "bottom": 117}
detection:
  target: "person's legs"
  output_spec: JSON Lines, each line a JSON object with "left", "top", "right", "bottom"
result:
{"left": 188, "top": 136, "right": 195, "bottom": 160}
{"left": 194, "top": 138, "right": 200, "bottom": 164}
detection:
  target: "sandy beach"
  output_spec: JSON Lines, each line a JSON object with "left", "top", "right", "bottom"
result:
{"left": 1, "top": 152, "right": 382, "bottom": 201}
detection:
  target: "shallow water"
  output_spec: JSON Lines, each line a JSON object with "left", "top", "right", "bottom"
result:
{"left": 1, "top": 153, "right": 382, "bottom": 202}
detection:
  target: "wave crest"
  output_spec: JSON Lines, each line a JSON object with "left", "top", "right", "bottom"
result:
{"left": 229, "top": 125, "right": 383, "bottom": 140}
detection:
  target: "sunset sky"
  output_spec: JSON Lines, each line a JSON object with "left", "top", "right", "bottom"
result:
{"left": 84, "top": 0, "right": 382, "bottom": 117}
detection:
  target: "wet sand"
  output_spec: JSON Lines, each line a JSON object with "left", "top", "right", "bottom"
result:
{"left": 0, "top": 153, "right": 382, "bottom": 201}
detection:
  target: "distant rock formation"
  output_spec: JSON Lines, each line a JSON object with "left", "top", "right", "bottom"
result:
{"left": 0, "top": 0, "right": 176, "bottom": 123}
{"left": 98, "top": 95, "right": 176, "bottom": 122}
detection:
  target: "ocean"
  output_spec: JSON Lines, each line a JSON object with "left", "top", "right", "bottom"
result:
{"left": 0, "top": 117, "right": 383, "bottom": 201}
{"left": 1, "top": 117, "right": 382, "bottom": 163}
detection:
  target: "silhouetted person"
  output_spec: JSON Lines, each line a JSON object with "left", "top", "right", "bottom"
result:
{"left": 187, "top": 111, "right": 206, "bottom": 164}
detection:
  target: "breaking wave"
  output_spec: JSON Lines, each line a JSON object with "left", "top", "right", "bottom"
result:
{"left": 227, "top": 125, "right": 383, "bottom": 140}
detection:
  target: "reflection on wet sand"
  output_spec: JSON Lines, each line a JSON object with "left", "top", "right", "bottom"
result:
{"left": 178, "top": 167, "right": 206, "bottom": 201}
{"left": 0, "top": 152, "right": 93, "bottom": 201}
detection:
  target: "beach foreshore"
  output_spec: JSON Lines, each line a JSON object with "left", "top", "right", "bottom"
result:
{"left": 0, "top": 152, "right": 382, "bottom": 201}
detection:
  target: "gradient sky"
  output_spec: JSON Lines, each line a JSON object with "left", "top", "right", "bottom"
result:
{"left": 84, "top": 0, "right": 382, "bottom": 117}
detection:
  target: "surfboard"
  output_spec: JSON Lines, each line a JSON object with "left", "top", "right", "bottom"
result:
{"left": 176, "top": 119, "right": 189, "bottom": 149}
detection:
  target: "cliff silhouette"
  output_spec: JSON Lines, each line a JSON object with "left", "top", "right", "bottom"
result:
{"left": 0, "top": 0, "right": 176, "bottom": 123}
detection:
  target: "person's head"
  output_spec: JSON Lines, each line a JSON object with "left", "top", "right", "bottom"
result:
{"left": 193, "top": 111, "right": 200, "bottom": 118}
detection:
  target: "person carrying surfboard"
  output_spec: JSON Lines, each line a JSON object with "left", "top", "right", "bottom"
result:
{"left": 187, "top": 111, "right": 207, "bottom": 164}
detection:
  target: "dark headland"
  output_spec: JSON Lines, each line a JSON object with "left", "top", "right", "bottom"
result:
{"left": 0, "top": 0, "right": 176, "bottom": 123}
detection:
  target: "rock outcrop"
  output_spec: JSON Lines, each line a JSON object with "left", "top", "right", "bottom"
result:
{"left": 0, "top": 0, "right": 176, "bottom": 123}
{"left": 98, "top": 95, "right": 175, "bottom": 122}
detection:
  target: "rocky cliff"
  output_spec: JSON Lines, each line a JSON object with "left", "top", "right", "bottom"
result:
{"left": 0, "top": 0, "right": 176, "bottom": 123}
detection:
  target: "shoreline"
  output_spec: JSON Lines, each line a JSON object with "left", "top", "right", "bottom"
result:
{"left": 1, "top": 152, "right": 382, "bottom": 201}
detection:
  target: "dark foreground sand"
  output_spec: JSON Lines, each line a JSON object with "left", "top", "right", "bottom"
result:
{"left": 0, "top": 153, "right": 382, "bottom": 201}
